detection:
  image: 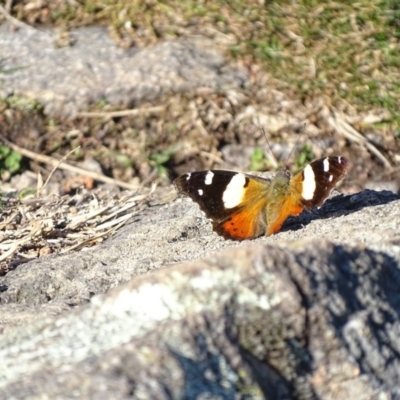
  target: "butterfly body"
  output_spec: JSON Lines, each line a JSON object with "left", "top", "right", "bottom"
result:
{"left": 174, "top": 156, "right": 348, "bottom": 240}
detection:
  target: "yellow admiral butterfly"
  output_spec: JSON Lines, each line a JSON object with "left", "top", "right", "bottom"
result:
{"left": 174, "top": 156, "right": 348, "bottom": 240}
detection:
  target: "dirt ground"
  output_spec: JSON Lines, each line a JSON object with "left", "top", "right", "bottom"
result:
{"left": 0, "top": 1, "right": 399, "bottom": 191}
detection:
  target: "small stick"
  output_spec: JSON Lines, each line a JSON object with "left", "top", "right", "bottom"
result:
{"left": 37, "top": 146, "right": 80, "bottom": 197}
{"left": 5, "top": 0, "right": 13, "bottom": 13}
{"left": 0, "top": 136, "right": 141, "bottom": 191}
{"left": 76, "top": 106, "right": 164, "bottom": 119}
{"left": 328, "top": 112, "right": 391, "bottom": 169}
{"left": 0, "top": 5, "right": 39, "bottom": 32}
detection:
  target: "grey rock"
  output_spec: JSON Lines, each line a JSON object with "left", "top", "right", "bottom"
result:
{"left": 0, "top": 24, "right": 247, "bottom": 116}
{"left": 0, "top": 188, "right": 399, "bottom": 398}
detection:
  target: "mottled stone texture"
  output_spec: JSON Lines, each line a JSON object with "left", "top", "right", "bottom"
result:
{"left": 1, "top": 14, "right": 400, "bottom": 400}
{"left": 0, "top": 24, "right": 247, "bottom": 116}
{"left": 1, "top": 238, "right": 400, "bottom": 399}
{"left": 0, "top": 166, "right": 399, "bottom": 399}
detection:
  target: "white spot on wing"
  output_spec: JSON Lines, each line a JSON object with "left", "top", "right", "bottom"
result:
{"left": 302, "top": 164, "right": 316, "bottom": 200}
{"left": 198, "top": 189, "right": 203, "bottom": 196}
{"left": 223, "top": 174, "right": 246, "bottom": 209}
{"left": 205, "top": 171, "right": 214, "bottom": 185}
{"left": 328, "top": 175, "right": 333, "bottom": 182}
{"left": 186, "top": 173, "right": 191, "bottom": 181}
{"left": 323, "top": 158, "right": 329, "bottom": 172}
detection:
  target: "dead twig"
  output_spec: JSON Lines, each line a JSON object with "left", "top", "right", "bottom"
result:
{"left": 0, "top": 5, "right": 39, "bottom": 32}
{"left": 328, "top": 111, "right": 392, "bottom": 169}
{"left": 0, "top": 136, "right": 141, "bottom": 191}
{"left": 37, "top": 146, "right": 80, "bottom": 197}
{"left": 5, "top": 0, "right": 13, "bottom": 13}
{"left": 76, "top": 106, "right": 164, "bottom": 119}
{"left": 0, "top": 237, "right": 30, "bottom": 262}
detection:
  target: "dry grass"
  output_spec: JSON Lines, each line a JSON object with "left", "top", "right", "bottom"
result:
{"left": 0, "top": 184, "right": 156, "bottom": 274}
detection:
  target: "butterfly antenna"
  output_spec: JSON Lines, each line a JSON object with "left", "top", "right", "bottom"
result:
{"left": 261, "top": 127, "right": 279, "bottom": 168}
{"left": 285, "top": 123, "right": 307, "bottom": 165}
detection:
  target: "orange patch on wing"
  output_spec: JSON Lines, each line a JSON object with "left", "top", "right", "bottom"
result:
{"left": 217, "top": 209, "right": 261, "bottom": 240}
{"left": 267, "top": 196, "right": 304, "bottom": 236}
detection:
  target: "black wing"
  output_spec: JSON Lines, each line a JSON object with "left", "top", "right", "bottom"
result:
{"left": 297, "top": 156, "right": 348, "bottom": 210}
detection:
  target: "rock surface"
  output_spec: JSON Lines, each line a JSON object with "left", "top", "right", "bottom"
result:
{"left": 0, "top": 24, "right": 247, "bottom": 116}
{"left": 1, "top": 20, "right": 400, "bottom": 400}
{"left": 0, "top": 187, "right": 400, "bottom": 399}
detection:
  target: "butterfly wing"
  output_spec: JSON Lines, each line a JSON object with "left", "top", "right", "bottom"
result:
{"left": 174, "top": 157, "right": 348, "bottom": 240}
{"left": 291, "top": 156, "right": 349, "bottom": 210}
{"left": 265, "top": 191, "right": 304, "bottom": 236}
{"left": 265, "top": 156, "right": 348, "bottom": 235}
{"left": 174, "top": 170, "right": 271, "bottom": 240}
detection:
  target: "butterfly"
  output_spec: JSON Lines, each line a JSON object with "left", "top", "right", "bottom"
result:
{"left": 173, "top": 156, "right": 348, "bottom": 240}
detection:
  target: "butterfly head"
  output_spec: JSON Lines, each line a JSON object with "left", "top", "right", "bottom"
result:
{"left": 270, "top": 167, "right": 292, "bottom": 196}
